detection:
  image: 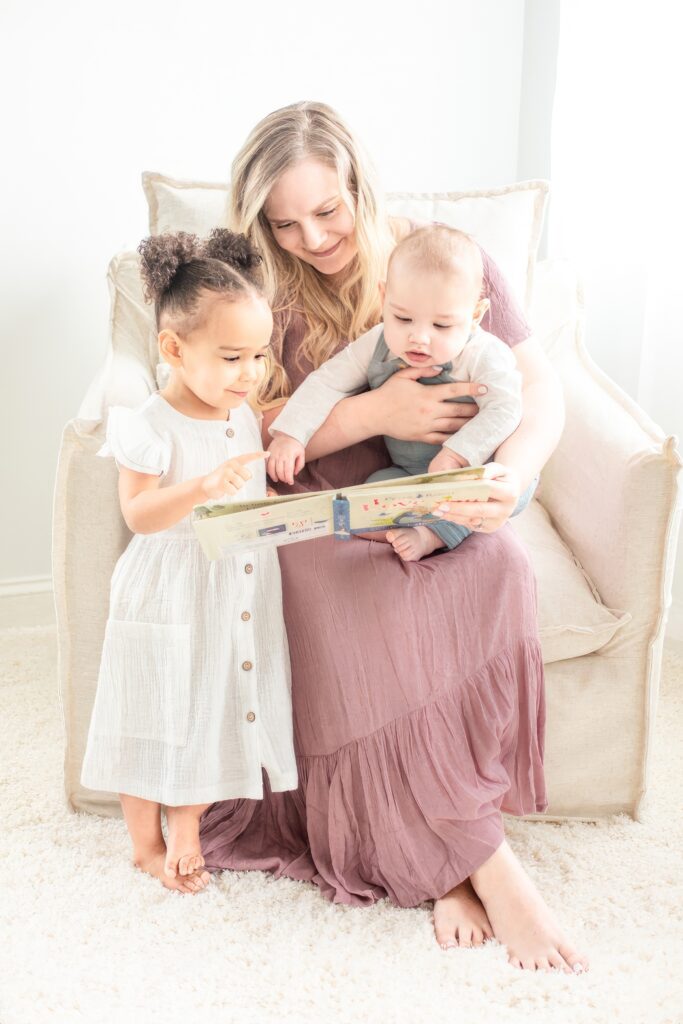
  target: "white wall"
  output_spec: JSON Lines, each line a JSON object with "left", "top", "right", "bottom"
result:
{"left": 547, "top": 2, "right": 683, "bottom": 642}
{"left": 0, "top": 0, "right": 527, "bottom": 584}
{"left": 516, "top": 0, "right": 560, "bottom": 258}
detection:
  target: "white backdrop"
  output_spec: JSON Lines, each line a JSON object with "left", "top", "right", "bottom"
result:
{"left": 548, "top": 1, "right": 683, "bottom": 641}
{"left": 0, "top": 0, "right": 529, "bottom": 584}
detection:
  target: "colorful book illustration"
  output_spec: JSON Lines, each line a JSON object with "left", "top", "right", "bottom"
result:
{"left": 192, "top": 466, "right": 495, "bottom": 560}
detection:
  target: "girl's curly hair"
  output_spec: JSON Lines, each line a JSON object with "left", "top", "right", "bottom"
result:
{"left": 203, "top": 228, "right": 263, "bottom": 277}
{"left": 137, "top": 229, "right": 264, "bottom": 332}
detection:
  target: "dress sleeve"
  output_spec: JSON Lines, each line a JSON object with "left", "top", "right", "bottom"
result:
{"left": 479, "top": 247, "right": 531, "bottom": 348}
{"left": 98, "top": 406, "right": 172, "bottom": 476}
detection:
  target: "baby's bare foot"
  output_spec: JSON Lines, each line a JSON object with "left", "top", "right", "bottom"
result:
{"left": 135, "top": 844, "right": 210, "bottom": 894}
{"left": 353, "top": 529, "right": 390, "bottom": 543}
{"left": 386, "top": 526, "right": 445, "bottom": 561}
{"left": 471, "top": 840, "right": 589, "bottom": 973}
{"left": 165, "top": 804, "right": 209, "bottom": 879}
{"left": 433, "top": 878, "right": 494, "bottom": 949}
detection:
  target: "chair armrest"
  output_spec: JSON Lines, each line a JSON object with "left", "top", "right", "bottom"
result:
{"left": 537, "top": 284, "right": 682, "bottom": 643}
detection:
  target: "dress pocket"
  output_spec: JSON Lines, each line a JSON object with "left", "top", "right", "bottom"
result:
{"left": 96, "top": 619, "right": 192, "bottom": 747}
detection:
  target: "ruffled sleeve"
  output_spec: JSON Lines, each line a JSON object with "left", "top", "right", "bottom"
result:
{"left": 98, "top": 405, "right": 171, "bottom": 476}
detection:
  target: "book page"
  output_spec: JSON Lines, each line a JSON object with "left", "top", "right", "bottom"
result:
{"left": 192, "top": 465, "right": 496, "bottom": 559}
{"left": 344, "top": 478, "right": 492, "bottom": 534}
{"left": 193, "top": 492, "right": 334, "bottom": 559}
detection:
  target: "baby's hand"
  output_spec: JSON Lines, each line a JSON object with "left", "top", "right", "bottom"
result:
{"left": 202, "top": 452, "right": 270, "bottom": 499}
{"left": 267, "top": 434, "right": 306, "bottom": 485}
{"left": 428, "top": 448, "right": 470, "bottom": 474}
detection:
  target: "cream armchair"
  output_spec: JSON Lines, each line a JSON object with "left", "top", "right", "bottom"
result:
{"left": 53, "top": 253, "right": 682, "bottom": 821}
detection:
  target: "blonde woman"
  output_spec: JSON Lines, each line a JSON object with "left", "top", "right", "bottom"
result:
{"left": 200, "top": 102, "right": 588, "bottom": 975}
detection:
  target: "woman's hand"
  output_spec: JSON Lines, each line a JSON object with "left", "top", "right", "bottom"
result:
{"left": 202, "top": 452, "right": 270, "bottom": 499}
{"left": 374, "top": 366, "right": 486, "bottom": 445}
{"left": 431, "top": 463, "right": 521, "bottom": 534}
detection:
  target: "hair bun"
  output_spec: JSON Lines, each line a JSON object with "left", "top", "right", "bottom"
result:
{"left": 138, "top": 232, "right": 200, "bottom": 302}
{"left": 203, "top": 229, "right": 263, "bottom": 277}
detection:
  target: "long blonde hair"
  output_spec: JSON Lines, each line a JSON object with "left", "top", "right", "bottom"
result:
{"left": 230, "top": 101, "right": 397, "bottom": 402}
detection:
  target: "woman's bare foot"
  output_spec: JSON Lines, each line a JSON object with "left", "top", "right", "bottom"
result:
{"left": 135, "top": 843, "right": 209, "bottom": 894}
{"left": 165, "top": 804, "right": 210, "bottom": 879}
{"left": 386, "top": 526, "right": 445, "bottom": 561}
{"left": 433, "top": 878, "right": 494, "bottom": 949}
{"left": 470, "top": 840, "right": 589, "bottom": 973}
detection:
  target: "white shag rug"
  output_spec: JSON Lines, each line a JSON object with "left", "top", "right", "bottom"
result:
{"left": 1, "top": 626, "right": 682, "bottom": 1024}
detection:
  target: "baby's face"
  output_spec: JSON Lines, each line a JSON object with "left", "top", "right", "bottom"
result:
{"left": 382, "top": 261, "right": 483, "bottom": 368}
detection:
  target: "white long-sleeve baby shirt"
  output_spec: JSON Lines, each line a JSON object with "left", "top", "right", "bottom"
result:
{"left": 270, "top": 323, "right": 523, "bottom": 469}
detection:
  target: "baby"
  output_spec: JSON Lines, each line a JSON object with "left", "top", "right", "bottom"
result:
{"left": 268, "top": 225, "right": 529, "bottom": 560}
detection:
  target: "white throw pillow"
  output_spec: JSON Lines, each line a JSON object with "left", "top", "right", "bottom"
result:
{"left": 510, "top": 500, "right": 631, "bottom": 662}
{"left": 386, "top": 185, "right": 548, "bottom": 311}
{"left": 142, "top": 173, "right": 232, "bottom": 239}
{"left": 142, "top": 172, "right": 548, "bottom": 310}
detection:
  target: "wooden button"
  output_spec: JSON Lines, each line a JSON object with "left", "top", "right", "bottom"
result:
{"left": 242, "top": 660, "right": 253, "bottom": 671}
{"left": 246, "top": 711, "right": 256, "bottom": 723}
{"left": 244, "top": 563, "right": 253, "bottom": 574}
{"left": 241, "top": 611, "right": 251, "bottom": 622}
{"left": 225, "top": 427, "right": 235, "bottom": 438}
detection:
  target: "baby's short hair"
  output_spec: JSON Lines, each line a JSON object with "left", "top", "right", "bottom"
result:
{"left": 388, "top": 225, "right": 484, "bottom": 298}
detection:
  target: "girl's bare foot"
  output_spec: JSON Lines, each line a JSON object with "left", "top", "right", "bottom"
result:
{"left": 386, "top": 526, "right": 445, "bottom": 561}
{"left": 165, "top": 804, "right": 210, "bottom": 879}
{"left": 470, "top": 840, "right": 589, "bottom": 973}
{"left": 433, "top": 878, "right": 494, "bottom": 949}
{"left": 135, "top": 844, "right": 209, "bottom": 894}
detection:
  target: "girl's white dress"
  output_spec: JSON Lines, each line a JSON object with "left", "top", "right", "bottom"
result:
{"left": 80, "top": 393, "right": 297, "bottom": 806}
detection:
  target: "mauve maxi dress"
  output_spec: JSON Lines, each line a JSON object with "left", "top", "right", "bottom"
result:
{"left": 200, "top": 250, "right": 547, "bottom": 907}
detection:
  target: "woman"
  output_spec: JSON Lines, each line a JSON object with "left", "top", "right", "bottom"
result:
{"left": 200, "top": 102, "right": 588, "bottom": 974}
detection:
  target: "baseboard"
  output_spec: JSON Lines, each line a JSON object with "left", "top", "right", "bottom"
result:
{"left": 0, "top": 576, "right": 53, "bottom": 598}
{"left": 666, "top": 601, "right": 683, "bottom": 655}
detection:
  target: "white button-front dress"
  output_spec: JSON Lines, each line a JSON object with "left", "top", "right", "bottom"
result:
{"left": 80, "top": 393, "right": 297, "bottom": 807}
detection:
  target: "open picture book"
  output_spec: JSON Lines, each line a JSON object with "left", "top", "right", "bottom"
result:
{"left": 192, "top": 465, "right": 496, "bottom": 560}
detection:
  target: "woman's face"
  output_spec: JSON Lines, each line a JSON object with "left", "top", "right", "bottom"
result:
{"left": 264, "top": 158, "right": 357, "bottom": 275}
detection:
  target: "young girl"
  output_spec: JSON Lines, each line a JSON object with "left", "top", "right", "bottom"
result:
{"left": 80, "top": 230, "right": 297, "bottom": 894}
